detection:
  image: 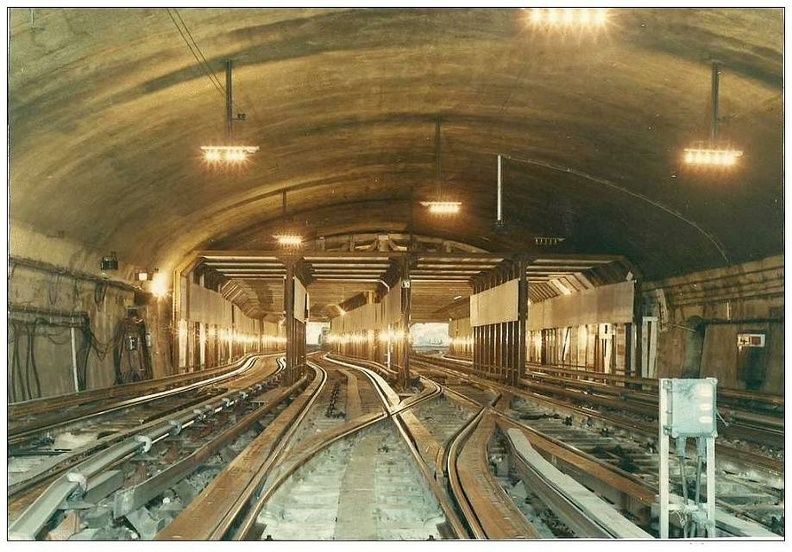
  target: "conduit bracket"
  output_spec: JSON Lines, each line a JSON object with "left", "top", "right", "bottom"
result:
{"left": 66, "top": 471, "right": 88, "bottom": 492}
{"left": 134, "top": 435, "right": 153, "bottom": 454}
{"left": 168, "top": 420, "right": 183, "bottom": 436}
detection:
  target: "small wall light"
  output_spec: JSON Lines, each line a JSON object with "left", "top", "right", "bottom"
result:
{"left": 101, "top": 252, "right": 119, "bottom": 271}
{"left": 136, "top": 268, "right": 159, "bottom": 282}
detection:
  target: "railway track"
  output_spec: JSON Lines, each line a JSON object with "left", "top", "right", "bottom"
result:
{"left": 8, "top": 351, "right": 782, "bottom": 540}
{"left": 8, "top": 354, "right": 292, "bottom": 539}
{"left": 8, "top": 354, "right": 274, "bottom": 443}
{"left": 413, "top": 354, "right": 783, "bottom": 538}
{"left": 8, "top": 355, "right": 284, "bottom": 499}
{"left": 439, "top": 354, "right": 784, "bottom": 450}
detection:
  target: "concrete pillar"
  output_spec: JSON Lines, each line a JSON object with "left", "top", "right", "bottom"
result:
{"left": 515, "top": 257, "right": 528, "bottom": 386}
{"left": 398, "top": 257, "right": 412, "bottom": 388}
{"left": 284, "top": 259, "right": 297, "bottom": 385}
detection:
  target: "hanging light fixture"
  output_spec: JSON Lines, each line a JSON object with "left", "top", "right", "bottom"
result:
{"left": 421, "top": 118, "right": 461, "bottom": 215}
{"left": 273, "top": 190, "right": 303, "bottom": 247}
{"left": 683, "top": 61, "right": 743, "bottom": 167}
{"left": 201, "top": 59, "right": 259, "bottom": 164}
{"left": 527, "top": 8, "right": 609, "bottom": 28}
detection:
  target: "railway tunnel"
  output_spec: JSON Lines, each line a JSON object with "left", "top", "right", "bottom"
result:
{"left": 7, "top": 7, "right": 784, "bottom": 541}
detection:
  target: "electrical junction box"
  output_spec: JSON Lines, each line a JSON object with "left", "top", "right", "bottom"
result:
{"left": 663, "top": 378, "right": 718, "bottom": 438}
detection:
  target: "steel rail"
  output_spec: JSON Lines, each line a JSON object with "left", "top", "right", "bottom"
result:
{"left": 113, "top": 375, "right": 308, "bottom": 519}
{"left": 444, "top": 408, "right": 488, "bottom": 539}
{"left": 437, "top": 354, "right": 784, "bottom": 414}
{"left": 9, "top": 352, "right": 272, "bottom": 418}
{"left": 433, "top": 370, "right": 654, "bottom": 538}
{"left": 8, "top": 356, "right": 281, "bottom": 497}
{"left": 320, "top": 358, "right": 468, "bottom": 538}
{"left": 202, "top": 365, "right": 328, "bottom": 540}
{"left": 234, "top": 355, "right": 468, "bottom": 540}
{"left": 153, "top": 365, "right": 324, "bottom": 540}
{"left": 9, "top": 354, "right": 278, "bottom": 447}
{"left": 8, "top": 363, "right": 280, "bottom": 540}
{"left": 422, "top": 358, "right": 782, "bottom": 537}
{"left": 418, "top": 357, "right": 784, "bottom": 473}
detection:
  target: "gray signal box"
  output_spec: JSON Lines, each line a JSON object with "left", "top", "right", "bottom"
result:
{"left": 664, "top": 378, "right": 718, "bottom": 438}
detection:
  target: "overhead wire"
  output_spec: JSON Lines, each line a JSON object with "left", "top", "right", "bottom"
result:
{"left": 166, "top": 8, "right": 226, "bottom": 98}
{"left": 166, "top": 8, "right": 248, "bottom": 120}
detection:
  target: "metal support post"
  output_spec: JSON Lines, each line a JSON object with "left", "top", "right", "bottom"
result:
{"left": 659, "top": 379, "right": 670, "bottom": 538}
{"left": 70, "top": 326, "right": 80, "bottom": 393}
{"left": 706, "top": 436, "right": 716, "bottom": 537}
{"left": 711, "top": 61, "right": 720, "bottom": 143}
{"left": 226, "top": 59, "right": 234, "bottom": 141}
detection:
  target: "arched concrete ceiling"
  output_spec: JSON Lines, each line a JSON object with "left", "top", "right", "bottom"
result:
{"left": 9, "top": 8, "right": 783, "bottom": 282}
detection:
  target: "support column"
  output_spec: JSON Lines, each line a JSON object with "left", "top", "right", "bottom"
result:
{"left": 515, "top": 257, "right": 528, "bottom": 386}
{"left": 631, "top": 278, "right": 643, "bottom": 379}
{"left": 398, "top": 257, "right": 412, "bottom": 389}
{"left": 284, "top": 259, "right": 297, "bottom": 385}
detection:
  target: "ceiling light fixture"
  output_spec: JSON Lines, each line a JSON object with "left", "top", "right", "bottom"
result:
{"left": 201, "top": 59, "right": 259, "bottom": 164}
{"left": 528, "top": 8, "right": 609, "bottom": 28}
{"left": 423, "top": 118, "right": 461, "bottom": 216}
{"left": 273, "top": 190, "right": 303, "bottom": 248}
{"left": 274, "top": 234, "right": 303, "bottom": 247}
{"left": 683, "top": 61, "right": 742, "bottom": 167}
{"left": 421, "top": 201, "right": 461, "bottom": 215}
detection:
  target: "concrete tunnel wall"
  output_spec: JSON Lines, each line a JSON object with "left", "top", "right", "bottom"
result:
{"left": 7, "top": 255, "right": 284, "bottom": 400}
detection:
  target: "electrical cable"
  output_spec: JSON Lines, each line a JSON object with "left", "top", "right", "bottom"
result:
{"left": 173, "top": 9, "right": 226, "bottom": 93}
{"left": 9, "top": 321, "right": 23, "bottom": 402}
{"left": 71, "top": 276, "right": 81, "bottom": 306}
{"left": 166, "top": 8, "right": 226, "bottom": 98}
{"left": 678, "top": 452, "right": 689, "bottom": 538}
{"left": 27, "top": 319, "right": 42, "bottom": 399}
{"left": 94, "top": 281, "right": 108, "bottom": 304}
{"left": 166, "top": 9, "right": 247, "bottom": 117}
{"left": 502, "top": 154, "right": 731, "bottom": 263}
{"left": 48, "top": 272, "right": 61, "bottom": 305}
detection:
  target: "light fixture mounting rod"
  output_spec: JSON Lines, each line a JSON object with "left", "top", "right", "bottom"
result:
{"left": 226, "top": 59, "right": 234, "bottom": 141}
{"left": 435, "top": 118, "right": 442, "bottom": 188}
{"left": 711, "top": 60, "right": 720, "bottom": 143}
{"left": 497, "top": 154, "right": 503, "bottom": 224}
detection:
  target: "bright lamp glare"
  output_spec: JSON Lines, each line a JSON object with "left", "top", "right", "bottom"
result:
{"left": 201, "top": 145, "right": 259, "bottom": 164}
{"left": 683, "top": 147, "right": 742, "bottom": 167}
{"left": 151, "top": 273, "right": 168, "bottom": 298}
{"left": 274, "top": 234, "right": 303, "bottom": 246}
{"left": 529, "top": 8, "right": 608, "bottom": 28}
{"left": 421, "top": 201, "right": 461, "bottom": 215}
